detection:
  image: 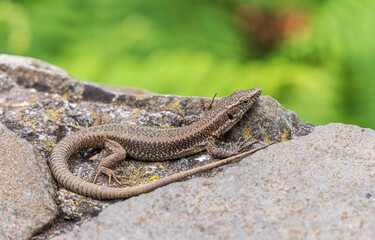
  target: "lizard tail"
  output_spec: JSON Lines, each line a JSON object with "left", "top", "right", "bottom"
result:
{"left": 50, "top": 132, "right": 269, "bottom": 199}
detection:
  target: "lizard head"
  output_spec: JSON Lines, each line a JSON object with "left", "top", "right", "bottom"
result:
{"left": 209, "top": 88, "right": 261, "bottom": 136}
{"left": 221, "top": 88, "right": 261, "bottom": 117}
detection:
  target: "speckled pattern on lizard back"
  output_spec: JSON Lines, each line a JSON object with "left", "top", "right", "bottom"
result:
{"left": 50, "top": 88, "right": 265, "bottom": 199}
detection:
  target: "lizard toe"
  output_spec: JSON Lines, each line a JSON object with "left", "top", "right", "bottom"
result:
{"left": 94, "top": 166, "right": 123, "bottom": 186}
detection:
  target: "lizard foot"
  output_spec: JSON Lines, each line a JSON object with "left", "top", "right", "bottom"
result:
{"left": 89, "top": 153, "right": 101, "bottom": 161}
{"left": 235, "top": 138, "right": 259, "bottom": 153}
{"left": 207, "top": 137, "right": 260, "bottom": 159}
{"left": 93, "top": 166, "right": 122, "bottom": 186}
{"left": 92, "top": 114, "right": 113, "bottom": 126}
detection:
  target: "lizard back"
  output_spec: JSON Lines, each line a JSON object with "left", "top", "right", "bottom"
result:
{"left": 50, "top": 88, "right": 262, "bottom": 199}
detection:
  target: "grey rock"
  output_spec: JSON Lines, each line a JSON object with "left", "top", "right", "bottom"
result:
{"left": 0, "top": 54, "right": 68, "bottom": 75}
{"left": 0, "top": 54, "right": 306, "bottom": 238}
{"left": 224, "top": 95, "right": 304, "bottom": 143}
{"left": 51, "top": 124, "right": 375, "bottom": 240}
{"left": 0, "top": 123, "right": 58, "bottom": 240}
{"left": 0, "top": 71, "right": 16, "bottom": 91}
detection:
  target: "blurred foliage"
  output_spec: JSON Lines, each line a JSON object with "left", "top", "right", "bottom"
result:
{"left": 0, "top": 0, "right": 374, "bottom": 128}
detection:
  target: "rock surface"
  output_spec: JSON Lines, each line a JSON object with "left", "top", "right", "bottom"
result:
{"left": 2, "top": 54, "right": 373, "bottom": 239}
{"left": 0, "top": 123, "right": 57, "bottom": 240}
{"left": 51, "top": 123, "right": 375, "bottom": 240}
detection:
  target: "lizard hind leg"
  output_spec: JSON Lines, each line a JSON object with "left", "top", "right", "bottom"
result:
{"left": 92, "top": 138, "right": 127, "bottom": 186}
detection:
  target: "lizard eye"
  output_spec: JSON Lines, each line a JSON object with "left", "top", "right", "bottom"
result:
{"left": 227, "top": 113, "right": 234, "bottom": 120}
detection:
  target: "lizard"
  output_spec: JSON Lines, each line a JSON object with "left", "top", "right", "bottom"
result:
{"left": 50, "top": 88, "right": 269, "bottom": 200}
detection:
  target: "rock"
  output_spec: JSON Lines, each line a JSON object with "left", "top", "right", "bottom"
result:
{"left": 224, "top": 95, "right": 305, "bottom": 144}
{"left": 51, "top": 123, "right": 375, "bottom": 240}
{"left": 0, "top": 54, "right": 306, "bottom": 238}
{"left": 0, "top": 123, "right": 58, "bottom": 240}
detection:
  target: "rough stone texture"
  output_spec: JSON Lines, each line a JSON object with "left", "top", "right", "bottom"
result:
{"left": 0, "top": 123, "right": 58, "bottom": 240}
{"left": 51, "top": 124, "right": 375, "bottom": 240}
{"left": 225, "top": 95, "right": 303, "bottom": 144}
{"left": 0, "top": 54, "right": 308, "bottom": 238}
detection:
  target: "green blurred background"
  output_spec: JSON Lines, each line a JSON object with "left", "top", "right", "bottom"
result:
{"left": 1, "top": 0, "right": 374, "bottom": 128}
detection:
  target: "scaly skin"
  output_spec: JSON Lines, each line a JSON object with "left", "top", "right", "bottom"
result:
{"left": 50, "top": 88, "right": 263, "bottom": 199}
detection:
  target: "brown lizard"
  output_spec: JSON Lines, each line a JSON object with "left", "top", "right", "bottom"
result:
{"left": 50, "top": 88, "right": 269, "bottom": 199}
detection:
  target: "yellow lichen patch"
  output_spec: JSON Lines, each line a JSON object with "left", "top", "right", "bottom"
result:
{"left": 160, "top": 124, "right": 175, "bottom": 129}
{"left": 113, "top": 159, "right": 176, "bottom": 188}
{"left": 50, "top": 88, "right": 62, "bottom": 94}
{"left": 132, "top": 108, "right": 139, "bottom": 114}
{"left": 243, "top": 125, "right": 270, "bottom": 144}
{"left": 113, "top": 101, "right": 131, "bottom": 107}
{"left": 19, "top": 116, "right": 36, "bottom": 126}
{"left": 61, "top": 92, "right": 75, "bottom": 102}
{"left": 263, "top": 137, "right": 270, "bottom": 145}
{"left": 279, "top": 128, "right": 290, "bottom": 142}
{"left": 89, "top": 202, "right": 98, "bottom": 207}
{"left": 148, "top": 175, "right": 160, "bottom": 182}
{"left": 242, "top": 126, "right": 253, "bottom": 139}
{"left": 42, "top": 138, "right": 57, "bottom": 150}
{"left": 74, "top": 200, "right": 82, "bottom": 206}
{"left": 163, "top": 101, "right": 183, "bottom": 114}
{"left": 46, "top": 109, "right": 61, "bottom": 122}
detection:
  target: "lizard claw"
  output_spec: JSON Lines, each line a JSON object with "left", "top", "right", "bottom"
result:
{"left": 93, "top": 166, "right": 123, "bottom": 186}
{"left": 229, "top": 138, "right": 259, "bottom": 154}
{"left": 92, "top": 114, "right": 113, "bottom": 126}
{"left": 108, "top": 173, "right": 122, "bottom": 187}
{"left": 238, "top": 139, "right": 259, "bottom": 152}
{"left": 89, "top": 154, "right": 100, "bottom": 161}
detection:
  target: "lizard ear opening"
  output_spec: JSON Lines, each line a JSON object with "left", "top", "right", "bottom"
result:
{"left": 228, "top": 113, "right": 234, "bottom": 120}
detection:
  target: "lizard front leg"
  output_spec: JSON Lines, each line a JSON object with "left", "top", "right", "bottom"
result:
{"left": 93, "top": 138, "right": 126, "bottom": 186}
{"left": 206, "top": 138, "right": 258, "bottom": 159}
